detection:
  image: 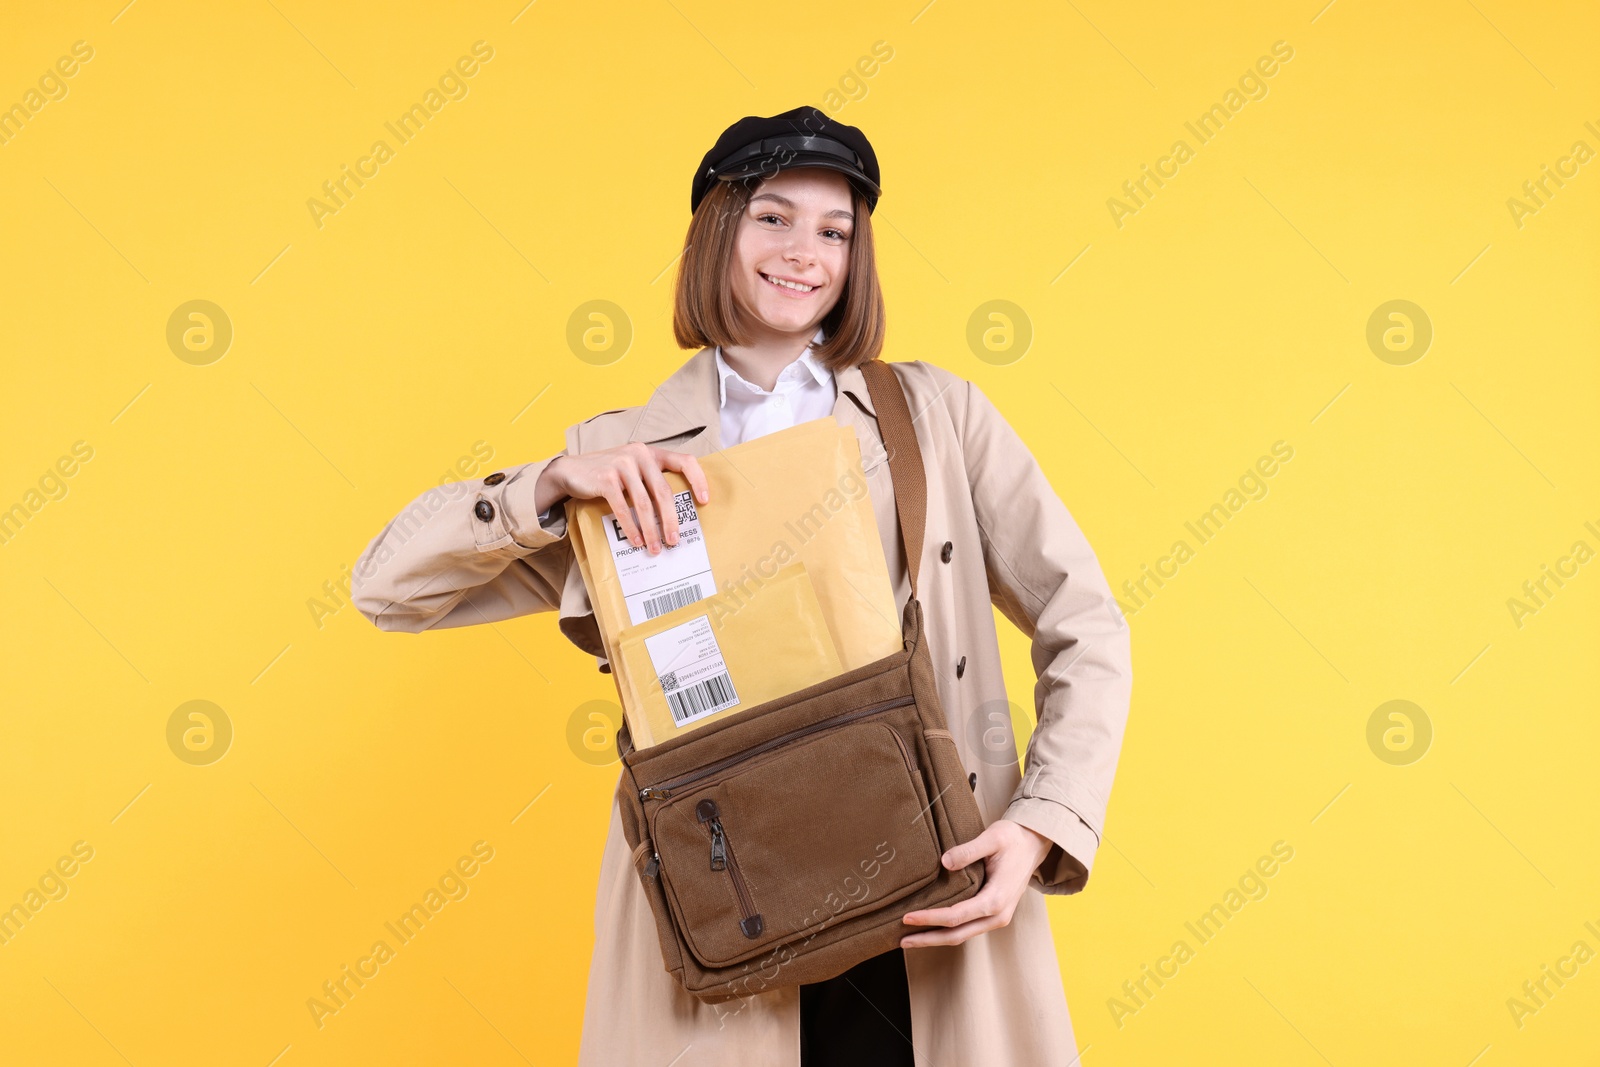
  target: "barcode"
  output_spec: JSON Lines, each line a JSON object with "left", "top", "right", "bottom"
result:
{"left": 643, "top": 584, "right": 703, "bottom": 619}
{"left": 674, "top": 490, "right": 697, "bottom": 525}
{"left": 666, "top": 672, "right": 738, "bottom": 724}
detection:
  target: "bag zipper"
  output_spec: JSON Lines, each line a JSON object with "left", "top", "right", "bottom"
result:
{"left": 638, "top": 694, "right": 916, "bottom": 802}
{"left": 697, "top": 798, "right": 763, "bottom": 939}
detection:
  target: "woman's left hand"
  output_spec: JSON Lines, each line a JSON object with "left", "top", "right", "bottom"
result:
{"left": 899, "top": 819, "right": 1055, "bottom": 948}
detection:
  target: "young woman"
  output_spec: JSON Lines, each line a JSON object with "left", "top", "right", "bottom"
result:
{"left": 352, "top": 106, "right": 1132, "bottom": 1067}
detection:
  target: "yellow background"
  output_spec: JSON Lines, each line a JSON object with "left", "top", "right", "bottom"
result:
{"left": 2, "top": 0, "right": 1596, "bottom": 1063}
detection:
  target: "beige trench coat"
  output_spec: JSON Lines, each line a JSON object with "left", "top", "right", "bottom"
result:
{"left": 351, "top": 349, "right": 1133, "bottom": 1065}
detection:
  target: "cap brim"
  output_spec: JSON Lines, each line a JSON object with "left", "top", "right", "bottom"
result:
{"left": 716, "top": 155, "right": 880, "bottom": 199}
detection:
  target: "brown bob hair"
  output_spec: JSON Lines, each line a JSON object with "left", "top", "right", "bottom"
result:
{"left": 672, "top": 171, "right": 886, "bottom": 372}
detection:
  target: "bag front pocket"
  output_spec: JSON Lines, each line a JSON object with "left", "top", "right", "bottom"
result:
{"left": 647, "top": 716, "right": 944, "bottom": 969}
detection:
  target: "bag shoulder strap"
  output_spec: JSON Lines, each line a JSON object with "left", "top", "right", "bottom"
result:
{"left": 858, "top": 359, "right": 927, "bottom": 597}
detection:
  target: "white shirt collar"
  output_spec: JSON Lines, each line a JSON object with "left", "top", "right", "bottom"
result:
{"left": 715, "top": 328, "right": 831, "bottom": 406}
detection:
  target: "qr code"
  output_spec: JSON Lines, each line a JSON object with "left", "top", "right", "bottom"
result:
{"left": 658, "top": 671, "right": 679, "bottom": 692}
{"left": 673, "top": 491, "right": 697, "bottom": 526}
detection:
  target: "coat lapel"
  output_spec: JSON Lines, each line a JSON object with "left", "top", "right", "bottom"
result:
{"left": 833, "top": 358, "right": 890, "bottom": 472}
{"left": 625, "top": 345, "right": 888, "bottom": 470}
{"left": 625, "top": 346, "right": 725, "bottom": 452}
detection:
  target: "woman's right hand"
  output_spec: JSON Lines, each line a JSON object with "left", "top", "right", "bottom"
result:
{"left": 534, "top": 444, "right": 710, "bottom": 555}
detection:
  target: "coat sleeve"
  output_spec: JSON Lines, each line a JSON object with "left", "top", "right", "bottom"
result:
{"left": 350, "top": 452, "right": 575, "bottom": 632}
{"left": 958, "top": 378, "right": 1134, "bottom": 896}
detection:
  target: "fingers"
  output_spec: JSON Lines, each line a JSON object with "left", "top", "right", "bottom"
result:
{"left": 901, "top": 911, "right": 1010, "bottom": 949}
{"left": 599, "top": 473, "right": 642, "bottom": 549}
{"left": 900, "top": 822, "right": 1030, "bottom": 947}
{"left": 902, "top": 886, "right": 999, "bottom": 930}
{"left": 901, "top": 884, "right": 1017, "bottom": 948}
{"left": 658, "top": 451, "right": 710, "bottom": 506}
{"left": 637, "top": 448, "right": 707, "bottom": 551}
{"left": 940, "top": 826, "right": 1001, "bottom": 871}
{"left": 624, "top": 443, "right": 684, "bottom": 553}
{"left": 620, "top": 464, "right": 662, "bottom": 554}
{"left": 641, "top": 464, "right": 680, "bottom": 548}
{"left": 585, "top": 446, "right": 705, "bottom": 554}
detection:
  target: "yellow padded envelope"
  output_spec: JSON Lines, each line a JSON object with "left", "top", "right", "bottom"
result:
{"left": 613, "top": 562, "right": 844, "bottom": 748}
{"left": 567, "top": 418, "right": 902, "bottom": 687}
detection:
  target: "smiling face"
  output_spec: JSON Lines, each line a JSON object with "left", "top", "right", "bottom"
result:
{"left": 725, "top": 167, "right": 855, "bottom": 344}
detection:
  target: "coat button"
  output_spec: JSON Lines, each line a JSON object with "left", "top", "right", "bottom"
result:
{"left": 474, "top": 500, "right": 495, "bottom": 523}
{"left": 940, "top": 541, "right": 953, "bottom": 563}
{"left": 968, "top": 771, "right": 977, "bottom": 791}
{"left": 483, "top": 471, "right": 506, "bottom": 486}
{"left": 956, "top": 656, "right": 966, "bottom": 678}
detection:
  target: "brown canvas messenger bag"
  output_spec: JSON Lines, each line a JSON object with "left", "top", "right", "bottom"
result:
{"left": 613, "top": 357, "right": 988, "bottom": 1002}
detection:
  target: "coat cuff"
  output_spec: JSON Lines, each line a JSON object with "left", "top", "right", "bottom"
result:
{"left": 473, "top": 455, "right": 568, "bottom": 554}
{"left": 1002, "top": 795, "right": 1099, "bottom": 896}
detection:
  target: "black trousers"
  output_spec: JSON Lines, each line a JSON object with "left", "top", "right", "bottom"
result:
{"left": 799, "top": 946, "right": 916, "bottom": 1066}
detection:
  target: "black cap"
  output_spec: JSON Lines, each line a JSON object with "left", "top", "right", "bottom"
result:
{"left": 691, "top": 105, "right": 881, "bottom": 215}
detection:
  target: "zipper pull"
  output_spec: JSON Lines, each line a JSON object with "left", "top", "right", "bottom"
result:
{"left": 643, "top": 851, "right": 659, "bottom": 878}
{"left": 640, "top": 786, "right": 672, "bottom": 801}
{"left": 695, "top": 798, "right": 727, "bottom": 870}
{"left": 709, "top": 822, "right": 727, "bottom": 871}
